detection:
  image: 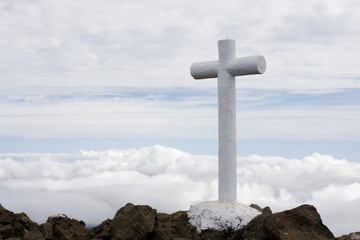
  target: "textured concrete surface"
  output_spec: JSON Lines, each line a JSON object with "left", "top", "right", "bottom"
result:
{"left": 190, "top": 39, "right": 266, "bottom": 203}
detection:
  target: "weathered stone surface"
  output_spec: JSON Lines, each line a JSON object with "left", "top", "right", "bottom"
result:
{"left": 89, "top": 219, "right": 112, "bottom": 240}
{"left": 39, "top": 222, "right": 53, "bottom": 239}
{"left": 0, "top": 206, "right": 25, "bottom": 239}
{"left": 46, "top": 214, "right": 89, "bottom": 240}
{"left": 0, "top": 202, "right": 357, "bottom": 240}
{"left": 188, "top": 201, "right": 261, "bottom": 232}
{"left": 16, "top": 212, "right": 44, "bottom": 240}
{"left": 0, "top": 205, "right": 44, "bottom": 239}
{"left": 337, "top": 232, "right": 360, "bottom": 240}
{"left": 191, "top": 39, "right": 266, "bottom": 204}
{"left": 110, "top": 203, "right": 157, "bottom": 240}
{"left": 241, "top": 204, "right": 335, "bottom": 240}
{"left": 151, "top": 211, "right": 200, "bottom": 240}
{"left": 240, "top": 205, "right": 276, "bottom": 240}
{"left": 249, "top": 203, "right": 272, "bottom": 215}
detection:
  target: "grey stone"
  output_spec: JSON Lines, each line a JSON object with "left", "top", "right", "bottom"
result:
{"left": 190, "top": 39, "right": 266, "bottom": 203}
{"left": 110, "top": 203, "right": 156, "bottom": 240}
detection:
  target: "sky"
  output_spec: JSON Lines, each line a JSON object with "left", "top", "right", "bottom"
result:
{"left": 0, "top": 0, "right": 360, "bottom": 236}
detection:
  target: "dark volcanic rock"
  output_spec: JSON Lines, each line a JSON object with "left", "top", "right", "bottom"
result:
{"left": 39, "top": 222, "right": 53, "bottom": 239}
{"left": 110, "top": 203, "right": 157, "bottom": 240}
{"left": 337, "top": 232, "right": 360, "bottom": 240}
{"left": 0, "top": 202, "right": 354, "bottom": 240}
{"left": 0, "top": 205, "right": 44, "bottom": 240}
{"left": 241, "top": 204, "right": 335, "bottom": 240}
{"left": 46, "top": 214, "right": 89, "bottom": 240}
{"left": 0, "top": 205, "right": 25, "bottom": 239}
{"left": 16, "top": 212, "right": 44, "bottom": 240}
{"left": 89, "top": 219, "right": 112, "bottom": 240}
{"left": 151, "top": 211, "right": 200, "bottom": 240}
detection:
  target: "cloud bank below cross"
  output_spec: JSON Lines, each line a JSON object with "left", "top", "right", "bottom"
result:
{"left": 0, "top": 145, "right": 359, "bottom": 236}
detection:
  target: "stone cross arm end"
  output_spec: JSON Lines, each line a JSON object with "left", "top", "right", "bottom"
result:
{"left": 190, "top": 55, "right": 266, "bottom": 80}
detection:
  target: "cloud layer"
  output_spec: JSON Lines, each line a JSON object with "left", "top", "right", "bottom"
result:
{"left": 1, "top": 0, "right": 360, "bottom": 89}
{"left": 1, "top": 88, "right": 360, "bottom": 141}
{"left": 1, "top": 0, "right": 360, "bottom": 143}
{"left": 1, "top": 145, "right": 359, "bottom": 236}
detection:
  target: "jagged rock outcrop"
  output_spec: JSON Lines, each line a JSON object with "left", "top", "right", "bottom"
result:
{"left": 15, "top": 213, "right": 43, "bottom": 240}
{"left": 241, "top": 204, "right": 335, "bottom": 240}
{"left": 110, "top": 203, "right": 156, "bottom": 240}
{"left": 0, "top": 203, "right": 25, "bottom": 239}
{"left": 45, "top": 214, "right": 89, "bottom": 240}
{"left": 152, "top": 211, "right": 200, "bottom": 240}
{"left": 89, "top": 219, "right": 112, "bottom": 240}
{"left": 337, "top": 232, "right": 360, "bottom": 240}
{"left": 0, "top": 202, "right": 356, "bottom": 240}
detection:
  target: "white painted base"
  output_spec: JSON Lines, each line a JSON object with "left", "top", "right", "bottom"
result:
{"left": 187, "top": 201, "right": 261, "bottom": 231}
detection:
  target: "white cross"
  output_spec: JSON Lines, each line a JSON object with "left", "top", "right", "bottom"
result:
{"left": 190, "top": 39, "right": 266, "bottom": 203}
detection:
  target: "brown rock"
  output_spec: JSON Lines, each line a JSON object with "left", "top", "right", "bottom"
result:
{"left": 249, "top": 204, "right": 272, "bottom": 215}
{"left": 240, "top": 207, "right": 277, "bottom": 240}
{"left": 242, "top": 204, "right": 335, "bottom": 240}
{"left": 46, "top": 214, "right": 89, "bottom": 240}
{"left": 0, "top": 206, "right": 25, "bottom": 239}
{"left": 110, "top": 203, "right": 157, "bottom": 240}
{"left": 151, "top": 211, "right": 200, "bottom": 240}
{"left": 249, "top": 203, "right": 263, "bottom": 212}
{"left": 200, "top": 228, "right": 239, "bottom": 240}
{"left": 16, "top": 212, "right": 44, "bottom": 240}
{"left": 89, "top": 219, "right": 112, "bottom": 240}
{"left": 337, "top": 232, "right": 360, "bottom": 240}
{"left": 0, "top": 202, "right": 351, "bottom": 240}
{"left": 39, "top": 222, "right": 53, "bottom": 239}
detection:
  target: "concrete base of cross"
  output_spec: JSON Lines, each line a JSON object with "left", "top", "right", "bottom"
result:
{"left": 187, "top": 201, "right": 261, "bottom": 232}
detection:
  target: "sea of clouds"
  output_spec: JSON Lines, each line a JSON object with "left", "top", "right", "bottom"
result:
{"left": 0, "top": 145, "right": 359, "bottom": 236}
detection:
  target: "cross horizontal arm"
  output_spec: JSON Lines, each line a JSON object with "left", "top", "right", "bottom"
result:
{"left": 190, "top": 60, "right": 219, "bottom": 79}
{"left": 190, "top": 55, "right": 266, "bottom": 80}
{"left": 226, "top": 55, "right": 266, "bottom": 77}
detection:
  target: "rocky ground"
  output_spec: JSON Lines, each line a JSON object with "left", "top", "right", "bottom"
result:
{"left": 0, "top": 202, "right": 359, "bottom": 240}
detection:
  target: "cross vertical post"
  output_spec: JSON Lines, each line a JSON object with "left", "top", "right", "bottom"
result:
{"left": 217, "top": 39, "right": 237, "bottom": 203}
{"left": 190, "top": 39, "right": 266, "bottom": 203}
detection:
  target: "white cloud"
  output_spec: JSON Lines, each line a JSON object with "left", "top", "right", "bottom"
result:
{"left": 0, "top": 146, "right": 359, "bottom": 236}
{"left": 1, "top": 0, "right": 360, "bottom": 142}
{"left": 1, "top": 0, "right": 360, "bottom": 89}
{"left": 1, "top": 92, "right": 359, "bottom": 140}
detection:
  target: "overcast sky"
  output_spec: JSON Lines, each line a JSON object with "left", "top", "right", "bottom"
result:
{"left": 0, "top": 0, "right": 360, "bottom": 237}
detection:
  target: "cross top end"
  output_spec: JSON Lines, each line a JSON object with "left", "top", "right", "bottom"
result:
{"left": 190, "top": 39, "right": 266, "bottom": 80}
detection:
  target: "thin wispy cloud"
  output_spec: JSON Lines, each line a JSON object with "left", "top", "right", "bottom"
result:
{"left": 0, "top": 87, "right": 359, "bottom": 140}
